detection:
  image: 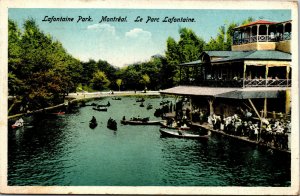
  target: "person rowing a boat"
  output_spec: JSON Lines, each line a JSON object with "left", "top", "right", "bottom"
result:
{"left": 90, "top": 116, "right": 97, "bottom": 124}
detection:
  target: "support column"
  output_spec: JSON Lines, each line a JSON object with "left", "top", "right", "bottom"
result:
{"left": 283, "top": 23, "right": 285, "bottom": 39}
{"left": 243, "top": 63, "right": 247, "bottom": 88}
{"left": 257, "top": 25, "right": 260, "bottom": 42}
{"left": 286, "top": 89, "right": 291, "bottom": 115}
{"left": 250, "top": 26, "right": 252, "bottom": 42}
{"left": 240, "top": 30, "right": 243, "bottom": 44}
{"left": 264, "top": 98, "right": 267, "bottom": 118}
{"left": 265, "top": 65, "right": 269, "bottom": 86}
{"left": 266, "top": 25, "right": 269, "bottom": 41}
{"left": 286, "top": 65, "right": 290, "bottom": 86}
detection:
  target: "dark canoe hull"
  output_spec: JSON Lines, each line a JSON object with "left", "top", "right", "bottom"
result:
{"left": 159, "top": 129, "right": 209, "bottom": 140}
{"left": 121, "top": 120, "right": 161, "bottom": 125}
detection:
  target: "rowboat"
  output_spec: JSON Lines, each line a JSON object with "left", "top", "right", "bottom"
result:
{"left": 107, "top": 118, "right": 117, "bottom": 130}
{"left": 160, "top": 123, "right": 191, "bottom": 130}
{"left": 89, "top": 121, "right": 98, "bottom": 129}
{"left": 12, "top": 118, "right": 24, "bottom": 129}
{"left": 93, "top": 107, "right": 107, "bottom": 112}
{"left": 50, "top": 111, "right": 65, "bottom": 115}
{"left": 112, "top": 97, "right": 122, "bottom": 100}
{"left": 159, "top": 128, "right": 210, "bottom": 139}
{"left": 136, "top": 98, "right": 145, "bottom": 102}
{"left": 120, "top": 120, "right": 161, "bottom": 125}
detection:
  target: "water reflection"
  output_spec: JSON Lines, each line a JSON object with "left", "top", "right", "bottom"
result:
{"left": 8, "top": 96, "right": 291, "bottom": 186}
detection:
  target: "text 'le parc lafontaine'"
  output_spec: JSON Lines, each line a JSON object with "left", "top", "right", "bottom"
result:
{"left": 42, "top": 16, "right": 195, "bottom": 24}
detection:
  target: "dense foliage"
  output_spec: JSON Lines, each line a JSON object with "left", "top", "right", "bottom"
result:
{"left": 8, "top": 18, "right": 253, "bottom": 114}
{"left": 9, "top": 19, "right": 82, "bottom": 112}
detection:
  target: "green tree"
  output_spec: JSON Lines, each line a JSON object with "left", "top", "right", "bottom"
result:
{"left": 91, "top": 70, "right": 110, "bottom": 90}
{"left": 140, "top": 74, "right": 150, "bottom": 92}
{"left": 8, "top": 18, "right": 83, "bottom": 112}
{"left": 8, "top": 20, "right": 22, "bottom": 96}
{"left": 165, "top": 28, "right": 205, "bottom": 85}
{"left": 205, "top": 22, "right": 238, "bottom": 51}
{"left": 241, "top": 17, "right": 254, "bottom": 25}
{"left": 178, "top": 27, "right": 205, "bottom": 63}
{"left": 116, "top": 79, "right": 122, "bottom": 91}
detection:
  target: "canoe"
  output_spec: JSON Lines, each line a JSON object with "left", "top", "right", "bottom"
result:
{"left": 159, "top": 128, "right": 209, "bottom": 139}
{"left": 121, "top": 120, "right": 161, "bottom": 125}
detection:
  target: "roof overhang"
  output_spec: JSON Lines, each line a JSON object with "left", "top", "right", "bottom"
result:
{"left": 216, "top": 87, "right": 289, "bottom": 99}
{"left": 160, "top": 86, "right": 240, "bottom": 97}
{"left": 160, "top": 86, "right": 289, "bottom": 99}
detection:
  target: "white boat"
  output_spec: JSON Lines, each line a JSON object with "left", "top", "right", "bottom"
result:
{"left": 159, "top": 128, "right": 210, "bottom": 140}
{"left": 12, "top": 118, "right": 24, "bottom": 129}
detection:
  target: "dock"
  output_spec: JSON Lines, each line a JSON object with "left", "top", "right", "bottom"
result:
{"left": 192, "top": 122, "right": 291, "bottom": 154}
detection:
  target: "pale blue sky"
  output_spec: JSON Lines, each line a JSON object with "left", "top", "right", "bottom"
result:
{"left": 9, "top": 9, "right": 291, "bottom": 67}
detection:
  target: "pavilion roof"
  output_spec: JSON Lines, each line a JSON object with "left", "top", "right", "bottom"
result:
{"left": 179, "top": 50, "right": 291, "bottom": 67}
{"left": 235, "top": 20, "right": 277, "bottom": 29}
{"left": 211, "top": 50, "right": 291, "bottom": 63}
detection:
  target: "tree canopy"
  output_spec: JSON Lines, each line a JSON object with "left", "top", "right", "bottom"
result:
{"left": 8, "top": 19, "right": 82, "bottom": 112}
{"left": 8, "top": 17, "right": 256, "bottom": 114}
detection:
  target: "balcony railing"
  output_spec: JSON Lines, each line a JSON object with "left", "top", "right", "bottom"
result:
{"left": 233, "top": 33, "right": 291, "bottom": 45}
{"left": 243, "top": 79, "right": 291, "bottom": 87}
{"left": 180, "top": 79, "right": 291, "bottom": 88}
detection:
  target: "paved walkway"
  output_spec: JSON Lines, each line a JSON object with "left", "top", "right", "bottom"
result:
{"left": 66, "top": 91, "right": 160, "bottom": 100}
{"left": 8, "top": 91, "right": 160, "bottom": 119}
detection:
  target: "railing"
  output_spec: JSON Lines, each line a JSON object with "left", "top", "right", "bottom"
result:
{"left": 179, "top": 79, "right": 291, "bottom": 88}
{"left": 243, "top": 79, "right": 291, "bottom": 87}
{"left": 233, "top": 33, "right": 291, "bottom": 45}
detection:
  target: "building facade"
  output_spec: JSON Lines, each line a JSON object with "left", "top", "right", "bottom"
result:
{"left": 161, "top": 20, "right": 292, "bottom": 119}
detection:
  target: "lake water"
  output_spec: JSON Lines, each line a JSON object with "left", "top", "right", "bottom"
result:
{"left": 8, "top": 96, "right": 291, "bottom": 186}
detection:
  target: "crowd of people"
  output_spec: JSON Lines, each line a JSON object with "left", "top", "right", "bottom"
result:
{"left": 157, "top": 99, "right": 290, "bottom": 151}
{"left": 207, "top": 112, "right": 290, "bottom": 150}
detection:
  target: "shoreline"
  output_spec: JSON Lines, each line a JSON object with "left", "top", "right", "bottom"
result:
{"left": 8, "top": 90, "right": 161, "bottom": 120}
{"left": 192, "top": 122, "right": 291, "bottom": 154}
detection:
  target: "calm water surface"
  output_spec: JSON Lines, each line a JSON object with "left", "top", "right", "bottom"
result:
{"left": 8, "top": 96, "right": 291, "bottom": 186}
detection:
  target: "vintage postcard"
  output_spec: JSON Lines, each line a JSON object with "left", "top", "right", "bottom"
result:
{"left": 0, "top": 0, "right": 299, "bottom": 195}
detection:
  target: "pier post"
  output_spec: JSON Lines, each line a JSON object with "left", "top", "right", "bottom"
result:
{"left": 208, "top": 98, "right": 214, "bottom": 116}
{"left": 264, "top": 98, "right": 267, "bottom": 118}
